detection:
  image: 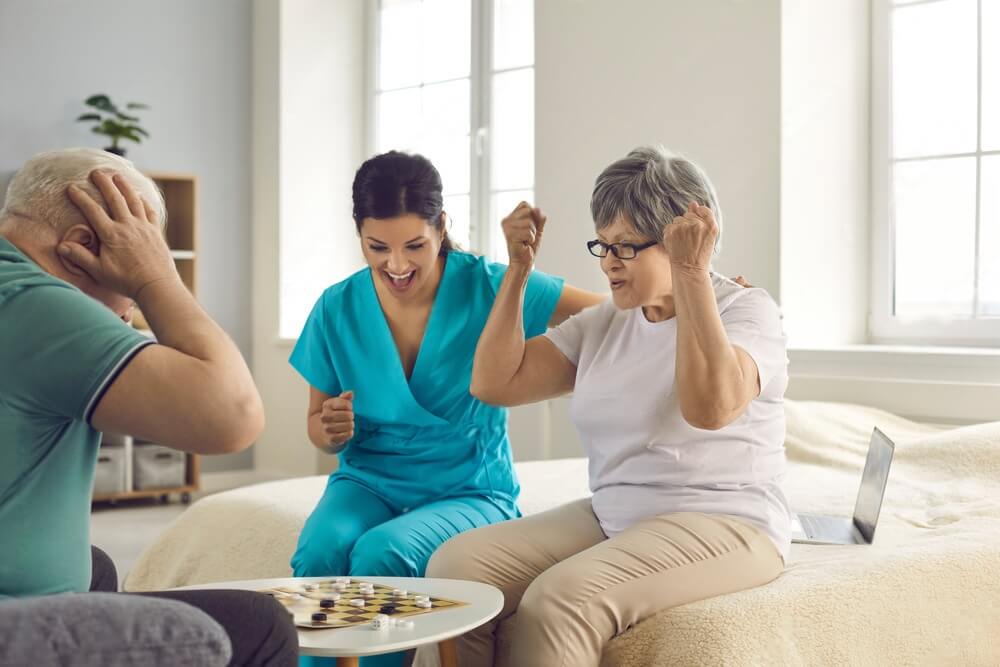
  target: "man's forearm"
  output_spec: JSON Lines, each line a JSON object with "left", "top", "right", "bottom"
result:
{"left": 136, "top": 277, "right": 256, "bottom": 393}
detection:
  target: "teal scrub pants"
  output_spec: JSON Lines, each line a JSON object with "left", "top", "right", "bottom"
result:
{"left": 292, "top": 477, "right": 515, "bottom": 667}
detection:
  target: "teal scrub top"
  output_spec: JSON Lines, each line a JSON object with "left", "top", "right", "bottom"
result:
{"left": 0, "top": 237, "right": 154, "bottom": 598}
{"left": 289, "top": 251, "right": 564, "bottom": 511}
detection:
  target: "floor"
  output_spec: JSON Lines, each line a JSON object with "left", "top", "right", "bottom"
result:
{"left": 89, "top": 471, "right": 271, "bottom": 589}
{"left": 90, "top": 499, "right": 188, "bottom": 589}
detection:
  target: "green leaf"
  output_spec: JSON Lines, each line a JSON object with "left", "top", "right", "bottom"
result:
{"left": 120, "top": 129, "right": 143, "bottom": 144}
{"left": 98, "top": 118, "right": 126, "bottom": 136}
{"left": 82, "top": 97, "right": 148, "bottom": 144}
{"left": 85, "top": 94, "right": 118, "bottom": 114}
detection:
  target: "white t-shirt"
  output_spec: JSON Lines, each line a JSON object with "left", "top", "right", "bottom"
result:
{"left": 544, "top": 274, "right": 791, "bottom": 561}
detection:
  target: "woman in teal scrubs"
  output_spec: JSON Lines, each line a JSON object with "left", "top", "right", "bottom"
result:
{"left": 289, "top": 151, "right": 600, "bottom": 667}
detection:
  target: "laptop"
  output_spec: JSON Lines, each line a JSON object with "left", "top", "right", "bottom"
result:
{"left": 791, "top": 427, "right": 895, "bottom": 545}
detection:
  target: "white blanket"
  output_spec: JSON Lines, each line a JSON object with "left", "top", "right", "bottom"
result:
{"left": 125, "top": 401, "right": 1000, "bottom": 665}
{"left": 123, "top": 462, "right": 591, "bottom": 592}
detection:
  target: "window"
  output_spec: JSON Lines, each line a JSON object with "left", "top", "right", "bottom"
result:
{"left": 871, "top": 0, "right": 1000, "bottom": 344}
{"left": 372, "top": 0, "right": 535, "bottom": 262}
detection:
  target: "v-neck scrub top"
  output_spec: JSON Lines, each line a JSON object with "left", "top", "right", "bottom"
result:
{"left": 289, "top": 251, "right": 564, "bottom": 512}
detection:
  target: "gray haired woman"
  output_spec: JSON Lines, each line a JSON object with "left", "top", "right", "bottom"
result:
{"left": 426, "top": 146, "right": 790, "bottom": 667}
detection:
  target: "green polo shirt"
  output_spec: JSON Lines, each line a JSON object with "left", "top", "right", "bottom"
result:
{"left": 0, "top": 236, "right": 153, "bottom": 598}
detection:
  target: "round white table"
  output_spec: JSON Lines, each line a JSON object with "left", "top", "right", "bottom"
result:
{"left": 175, "top": 576, "right": 503, "bottom": 666}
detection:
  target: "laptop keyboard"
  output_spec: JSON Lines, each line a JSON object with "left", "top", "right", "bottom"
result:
{"left": 799, "top": 514, "right": 827, "bottom": 537}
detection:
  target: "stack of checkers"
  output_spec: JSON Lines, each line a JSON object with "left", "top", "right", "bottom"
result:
{"left": 261, "top": 579, "right": 465, "bottom": 629}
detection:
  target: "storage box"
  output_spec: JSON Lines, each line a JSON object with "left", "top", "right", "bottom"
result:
{"left": 93, "top": 446, "right": 127, "bottom": 496}
{"left": 100, "top": 432, "right": 130, "bottom": 447}
{"left": 133, "top": 443, "right": 186, "bottom": 490}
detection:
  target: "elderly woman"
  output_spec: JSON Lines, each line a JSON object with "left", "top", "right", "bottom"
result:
{"left": 425, "top": 146, "right": 790, "bottom": 667}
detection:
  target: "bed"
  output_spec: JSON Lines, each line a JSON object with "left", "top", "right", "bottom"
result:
{"left": 124, "top": 401, "right": 1000, "bottom": 665}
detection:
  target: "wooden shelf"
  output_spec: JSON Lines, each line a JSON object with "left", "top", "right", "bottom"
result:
{"left": 92, "top": 485, "right": 198, "bottom": 504}
{"left": 93, "top": 172, "right": 200, "bottom": 505}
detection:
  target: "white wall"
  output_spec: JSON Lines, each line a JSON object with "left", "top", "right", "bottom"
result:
{"left": 252, "top": 0, "right": 367, "bottom": 478}
{"left": 0, "top": 0, "right": 254, "bottom": 472}
{"left": 780, "top": 0, "right": 870, "bottom": 347}
{"left": 249, "top": 0, "right": 994, "bottom": 475}
{"left": 278, "top": 1, "right": 368, "bottom": 341}
{"left": 535, "top": 0, "right": 782, "bottom": 295}
{"left": 534, "top": 0, "right": 783, "bottom": 457}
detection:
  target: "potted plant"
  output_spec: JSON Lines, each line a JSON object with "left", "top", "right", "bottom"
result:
{"left": 76, "top": 94, "right": 150, "bottom": 157}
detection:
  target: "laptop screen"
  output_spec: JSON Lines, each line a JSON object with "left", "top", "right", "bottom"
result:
{"left": 852, "top": 427, "right": 895, "bottom": 543}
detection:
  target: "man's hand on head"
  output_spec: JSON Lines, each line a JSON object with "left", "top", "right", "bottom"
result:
{"left": 59, "top": 170, "right": 179, "bottom": 300}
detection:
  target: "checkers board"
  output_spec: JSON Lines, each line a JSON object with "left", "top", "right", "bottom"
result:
{"left": 260, "top": 579, "right": 467, "bottom": 629}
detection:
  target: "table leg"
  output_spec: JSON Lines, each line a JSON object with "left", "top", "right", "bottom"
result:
{"left": 438, "top": 638, "right": 459, "bottom": 667}
{"left": 336, "top": 658, "right": 359, "bottom": 667}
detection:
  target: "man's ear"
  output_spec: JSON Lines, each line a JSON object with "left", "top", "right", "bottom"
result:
{"left": 57, "top": 224, "right": 99, "bottom": 278}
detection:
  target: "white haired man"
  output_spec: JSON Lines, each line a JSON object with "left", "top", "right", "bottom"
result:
{"left": 0, "top": 148, "right": 296, "bottom": 665}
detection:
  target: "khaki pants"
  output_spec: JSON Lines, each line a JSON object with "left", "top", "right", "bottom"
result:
{"left": 425, "top": 499, "right": 784, "bottom": 667}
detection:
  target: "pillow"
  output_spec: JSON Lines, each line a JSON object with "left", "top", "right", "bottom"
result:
{"left": 0, "top": 592, "right": 231, "bottom": 667}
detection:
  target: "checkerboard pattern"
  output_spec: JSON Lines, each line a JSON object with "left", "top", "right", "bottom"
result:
{"left": 261, "top": 580, "right": 466, "bottom": 629}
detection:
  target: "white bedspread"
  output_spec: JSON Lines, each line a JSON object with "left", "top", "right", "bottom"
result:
{"left": 124, "top": 401, "right": 1000, "bottom": 666}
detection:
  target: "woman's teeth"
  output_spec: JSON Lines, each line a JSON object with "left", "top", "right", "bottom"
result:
{"left": 387, "top": 270, "right": 415, "bottom": 288}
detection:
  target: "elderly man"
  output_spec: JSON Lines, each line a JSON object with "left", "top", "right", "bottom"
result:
{"left": 0, "top": 148, "right": 296, "bottom": 665}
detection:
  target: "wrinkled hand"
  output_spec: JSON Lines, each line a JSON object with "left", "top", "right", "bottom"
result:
{"left": 60, "top": 169, "right": 178, "bottom": 299}
{"left": 664, "top": 201, "right": 718, "bottom": 276}
{"left": 320, "top": 391, "right": 355, "bottom": 448}
{"left": 502, "top": 202, "right": 546, "bottom": 269}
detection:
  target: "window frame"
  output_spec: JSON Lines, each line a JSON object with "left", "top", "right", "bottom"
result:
{"left": 367, "top": 0, "right": 534, "bottom": 261}
{"left": 870, "top": 0, "right": 1000, "bottom": 346}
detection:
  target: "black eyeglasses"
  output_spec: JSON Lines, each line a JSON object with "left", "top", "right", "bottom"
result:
{"left": 586, "top": 239, "right": 659, "bottom": 260}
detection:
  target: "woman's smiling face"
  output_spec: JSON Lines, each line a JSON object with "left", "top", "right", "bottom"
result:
{"left": 360, "top": 213, "right": 443, "bottom": 299}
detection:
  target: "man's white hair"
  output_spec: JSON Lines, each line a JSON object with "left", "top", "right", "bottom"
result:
{"left": 0, "top": 148, "right": 165, "bottom": 233}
